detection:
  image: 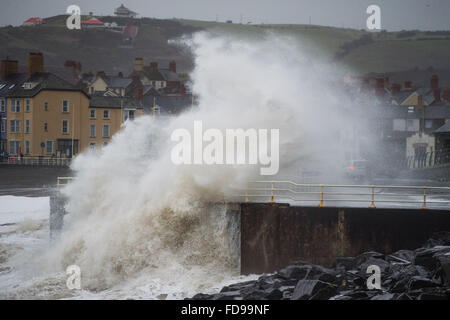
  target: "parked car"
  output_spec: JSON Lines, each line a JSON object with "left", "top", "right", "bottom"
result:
{"left": 344, "top": 159, "right": 372, "bottom": 182}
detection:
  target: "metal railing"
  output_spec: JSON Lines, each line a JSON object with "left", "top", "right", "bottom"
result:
{"left": 404, "top": 148, "right": 450, "bottom": 169}
{"left": 1, "top": 157, "right": 72, "bottom": 167}
{"left": 236, "top": 181, "right": 450, "bottom": 210}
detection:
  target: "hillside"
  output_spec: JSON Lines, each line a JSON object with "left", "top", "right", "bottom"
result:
{"left": 1, "top": 15, "right": 450, "bottom": 79}
{"left": 0, "top": 16, "right": 200, "bottom": 75}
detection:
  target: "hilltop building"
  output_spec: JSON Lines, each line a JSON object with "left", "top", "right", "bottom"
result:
{"left": 81, "top": 17, "right": 104, "bottom": 28}
{"left": 23, "top": 17, "right": 45, "bottom": 26}
{"left": 114, "top": 4, "right": 138, "bottom": 18}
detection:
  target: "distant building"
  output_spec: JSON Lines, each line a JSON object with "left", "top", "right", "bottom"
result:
{"left": 87, "top": 96, "right": 143, "bottom": 150}
{"left": 129, "top": 58, "right": 185, "bottom": 91}
{"left": 81, "top": 17, "right": 104, "bottom": 28}
{"left": 23, "top": 17, "right": 45, "bottom": 26}
{"left": 87, "top": 72, "right": 137, "bottom": 97}
{"left": 114, "top": 4, "right": 138, "bottom": 18}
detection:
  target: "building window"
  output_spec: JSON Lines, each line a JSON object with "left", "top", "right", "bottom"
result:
{"left": 103, "top": 110, "right": 110, "bottom": 119}
{"left": 1, "top": 119, "right": 5, "bottom": 133}
{"left": 9, "top": 141, "right": 20, "bottom": 155}
{"left": 25, "top": 140, "right": 30, "bottom": 154}
{"left": 90, "top": 109, "right": 96, "bottom": 119}
{"left": 102, "top": 125, "right": 110, "bottom": 138}
{"left": 123, "top": 110, "right": 136, "bottom": 121}
{"left": 62, "top": 120, "right": 69, "bottom": 134}
{"left": 0, "top": 99, "right": 5, "bottom": 112}
{"left": 406, "top": 119, "right": 419, "bottom": 132}
{"left": 425, "top": 120, "right": 433, "bottom": 129}
{"left": 11, "top": 100, "right": 20, "bottom": 113}
{"left": 90, "top": 124, "right": 96, "bottom": 137}
{"left": 25, "top": 100, "right": 31, "bottom": 112}
{"left": 46, "top": 140, "right": 54, "bottom": 154}
{"left": 25, "top": 119, "right": 31, "bottom": 133}
{"left": 44, "top": 123, "right": 48, "bottom": 132}
{"left": 44, "top": 102, "right": 49, "bottom": 111}
{"left": 10, "top": 120, "right": 21, "bottom": 133}
{"left": 62, "top": 100, "right": 69, "bottom": 113}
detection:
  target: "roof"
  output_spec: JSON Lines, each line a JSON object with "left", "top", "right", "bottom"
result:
{"left": 390, "top": 91, "right": 415, "bottom": 105}
{"left": 143, "top": 95, "right": 191, "bottom": 114}
{"left": 435, "top": 122, "right": 450, "bottom": 134}
{"left": 103, "top": 76, "right": 132, "bottom": 89}
{"left": 82, "top": 18, "right": 104, "bottom": 24}
{"left": 142, "top": 66, "right": 165, "bottom": 81}
{"left": 7, "top": 73, "right": 89, "bottom": 98}
{"left": 24, "top": 17, "right": 44, "bottom": 23}
{"left": 0, "top": 73, "right": 28, "bottom": 98}
{"left": 89, "top": 96, "right": 142, "bottom": 109}
{"left": 159, "top": 69, "right": 180, "bottom": 82}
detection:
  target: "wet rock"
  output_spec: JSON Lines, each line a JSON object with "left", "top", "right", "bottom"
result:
{"left": 220, "top": 280, "right": 256, "bottom": 293}
{"left": 359, "top": 257, "right": 391, "bottom": 274}
{"left": 291, "top": 280, "right": 337, "bottom": 300}
{"left": 190, "top": 233, "right": 450, "bottom": 301}
{"left": 354, "top": 251, "right": 385, "bottom": 266}
{"left": 263, "top": 288, "right": 283, "bottom": 300}
{"left": 213, "top": 290, "right": 243, "bottom": 300}
{"left": 414, "top": 246, "right": 450, "bottom": 271}
{"left": 386, "top": 250, "right": 415, "bottom": 264}
{"left": 190, "top": 293, "right": 213, "bottom": 300}
{"left": 408, "top": 276, "right": 440, "bottom": 290}
{"left": 278, "top": 265, "right": 310, "bottom": 280}
{"left": 394, "top": 293, "right": 413, "bottom": 300}
{"left": 436, "top": 255, "right": 450, "bottom": 285}
{"left": 370, "top": 293, "right": 395, "bottom": 300}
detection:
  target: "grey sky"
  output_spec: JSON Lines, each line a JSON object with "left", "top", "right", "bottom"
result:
{"left": 1, "top": 0, "right": 449, "bottom": 31}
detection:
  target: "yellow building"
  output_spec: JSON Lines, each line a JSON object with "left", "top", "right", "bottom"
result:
{"left": 5, "top": 53, "right": 144, "bottom": 158}
{"left": 82, "top": 96, "right": 143, "bottom": 150}
{"left": 7, "top": 72, "right": 90, "bottom": 157}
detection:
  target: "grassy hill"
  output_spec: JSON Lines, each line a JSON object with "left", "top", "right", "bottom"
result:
{"left": 1, "top": 15, "right": 450, "bottom": 79}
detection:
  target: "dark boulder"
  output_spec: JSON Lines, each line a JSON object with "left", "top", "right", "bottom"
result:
{"left": 291, "top": 280, "right": 337, "bottom": 300}
{"left": 408, "top": 276, "right": 440, "bottom": 290}
{"left": 370, "top": 293, "right": 395, "bottom": 300}
{"left": 414, "top": 246, "right": 450, "bottom": 271}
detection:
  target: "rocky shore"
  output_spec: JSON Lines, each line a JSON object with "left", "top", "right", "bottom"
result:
{"left": 190, "top": 232, "right": 450, "bottom": 300}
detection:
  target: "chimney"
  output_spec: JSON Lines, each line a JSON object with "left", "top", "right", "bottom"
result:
{"left": 391, "top": 83, "right": 401, "bottom": 95}
{"left": 169, "top": 60, "right": 176, "bottom": 73}
{"left": 443, "top": 88, "right": 450, "bottom": 103}
{"left": 433, "top": 88, "right": 441, "bottom": 103}
{"left": 28, "top": 52, "right": 44, "bottom": 78}
{"left": 1, "top": 58, "right": 19, "bottom": 80}
{"left": 404, "top": 81, "right": 412, "bottom": 90}
{"left": 134, "top": 85, "right": 143, "bottom": 101}
{"left": 430, "top": 75, "right": 439, "bottom": 89}
{"left": 134, "top": 57, "right": 143, "bottom": 72}
{"left": 375, "top": 78, "right": 385, "bottom": 95}
{"left": 150, "top": 61, "right": 158, "bottom": 71}
{"left": 118, "top": 72, "right": 123, "bottom": 78}
{"left": 418, "top": 94, "right": 424, "bottom": 108}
